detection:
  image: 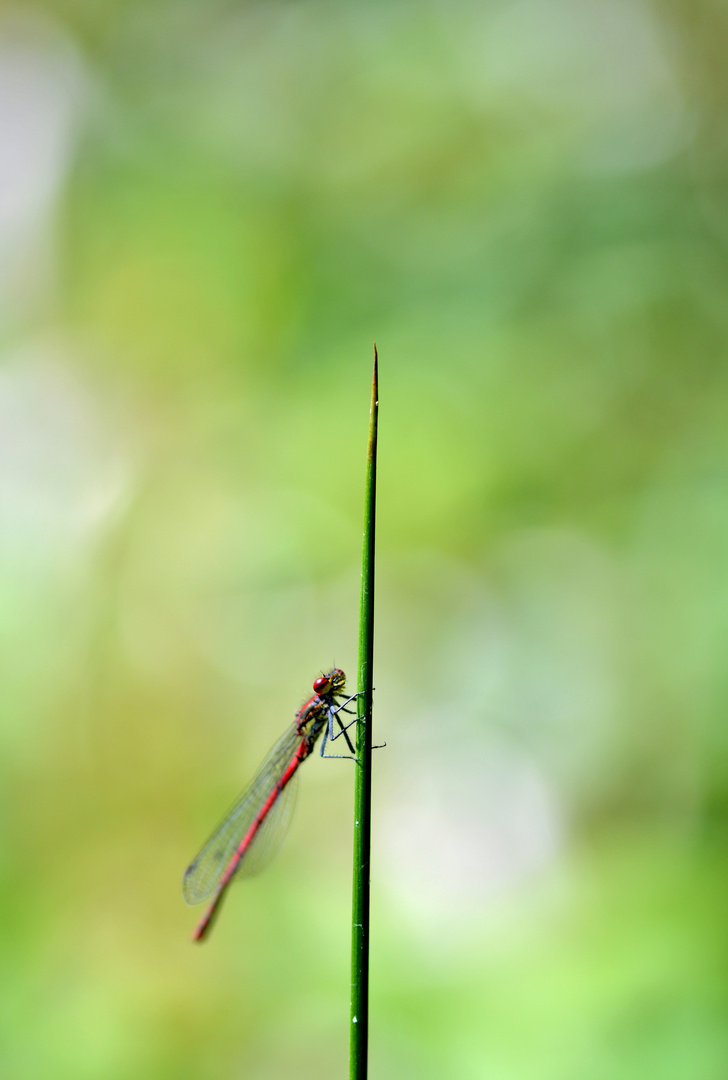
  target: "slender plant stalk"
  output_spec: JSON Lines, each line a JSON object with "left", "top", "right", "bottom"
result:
{"left": 350, "top": 347, "right": 378, "bottom": 1080}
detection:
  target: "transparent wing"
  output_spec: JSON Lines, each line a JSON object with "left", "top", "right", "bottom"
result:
{"left": 235, "top": 771, "right": 298, "bottom": 878}
{"left": 183, "top": 723, "right": 303, "bottom": 905}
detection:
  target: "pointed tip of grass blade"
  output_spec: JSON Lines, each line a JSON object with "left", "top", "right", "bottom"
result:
{"left": 372, "top": 343, "right": 378, "bottom": 406}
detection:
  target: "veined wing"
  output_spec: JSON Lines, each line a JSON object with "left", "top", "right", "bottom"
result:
{"left": 234, "top": 770, "right": 298, "bottom": 878}
{"left": 183, "top": 722, "right": 303, "bottom": 905}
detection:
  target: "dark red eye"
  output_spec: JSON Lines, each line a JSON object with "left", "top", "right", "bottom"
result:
{"left": 313, "top": 675, "right": 331, "bottom": 694}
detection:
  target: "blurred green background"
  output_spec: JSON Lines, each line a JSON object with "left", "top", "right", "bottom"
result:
{"left": 2, "top": 1, "right": 728, "bottom": 1077}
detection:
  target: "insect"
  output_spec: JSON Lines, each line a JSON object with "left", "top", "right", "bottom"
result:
{"left": 183, "top": 668, "right": 360, "bottom": 941}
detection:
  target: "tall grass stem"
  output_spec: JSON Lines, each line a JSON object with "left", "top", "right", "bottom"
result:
{"left": 349, "top": 347, "right": 378, "bottom": 1080}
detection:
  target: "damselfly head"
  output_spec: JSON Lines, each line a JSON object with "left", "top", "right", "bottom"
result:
{"left": 313, "top": 668, "right": 346, "bottom": 696}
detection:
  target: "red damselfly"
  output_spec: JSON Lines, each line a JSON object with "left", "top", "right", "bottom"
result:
{"left": 183, "top": 668, "right": 360, "bottom": 942}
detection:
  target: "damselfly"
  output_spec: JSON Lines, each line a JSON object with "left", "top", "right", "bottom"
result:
{"left": 183, "top": 668, "right": 360, "bottom": 941}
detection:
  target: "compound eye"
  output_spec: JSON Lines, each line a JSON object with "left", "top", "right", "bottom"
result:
{"left": 313, "top": 675, "right": 331, "bottom": 695}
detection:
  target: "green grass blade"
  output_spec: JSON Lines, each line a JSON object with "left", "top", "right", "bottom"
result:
{"left": 350, "top": 346, "right": 378, "bottom": 1080}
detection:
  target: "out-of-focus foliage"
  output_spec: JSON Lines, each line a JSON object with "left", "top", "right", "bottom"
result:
{"left": 1, "top": 2, "right": 727, "bottom": 1077}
